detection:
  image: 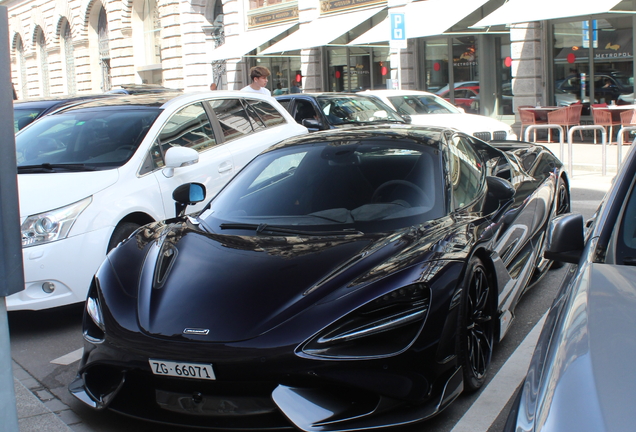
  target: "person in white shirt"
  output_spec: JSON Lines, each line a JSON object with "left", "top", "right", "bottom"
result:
{"left": 241, "top": 66, "right": 272, "bottom": 96}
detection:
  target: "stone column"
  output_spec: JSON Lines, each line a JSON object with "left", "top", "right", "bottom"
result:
{"left": 511, "top": 22, "right": 545, "bottom": 111}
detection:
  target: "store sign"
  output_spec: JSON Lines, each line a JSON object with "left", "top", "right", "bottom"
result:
{"left": 248, "top": 5, "right": 299, "bottom": 28}
{"left": 320, "top": 0, "right": 386, "bottom": 15}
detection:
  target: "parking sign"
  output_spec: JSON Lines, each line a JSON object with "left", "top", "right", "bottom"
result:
{"left": 390, "top": 13, "right": 407, "bottom": 50}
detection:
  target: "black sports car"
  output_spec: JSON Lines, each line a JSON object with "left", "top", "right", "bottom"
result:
{"left": 70, "top": 125, "right": 569, "bottom": 430}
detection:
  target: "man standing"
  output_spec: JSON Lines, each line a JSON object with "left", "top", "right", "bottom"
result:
{"left": 241, "top": 66, "right": 271, "bottom": 96}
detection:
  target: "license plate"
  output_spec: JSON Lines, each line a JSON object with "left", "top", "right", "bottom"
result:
{"left": 149, "top": 359, "right": 216, "bottom": 380}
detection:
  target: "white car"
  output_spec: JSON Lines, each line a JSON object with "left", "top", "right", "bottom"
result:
{"left": 363, "top": 89, "right": 517, "bottom": 141}
{"left": 12, "top": 91, "right": 307, "bottom": 310}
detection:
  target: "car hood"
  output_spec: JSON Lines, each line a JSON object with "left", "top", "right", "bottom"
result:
{"left": 408, "top": 113, "right": 512, "bottom": 135}
{"left": 128, "top": 221, "right": 420, "bottom": 343}
{"left": 17, "top": 170, "right": 119, "bottom": 219}
{"left": 536, "top": 263, "right": 636, "bottom": 432}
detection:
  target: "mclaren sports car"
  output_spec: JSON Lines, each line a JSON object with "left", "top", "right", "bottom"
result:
{"left": 70, "top": 125, "right": 570, "bottom": 431}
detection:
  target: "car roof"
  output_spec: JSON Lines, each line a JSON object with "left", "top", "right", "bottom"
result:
{"left": 13, "top": 93, "right": 120, "bottom": 109}
{"left": 276, "top": 92, "right": 378, "bottom": 98}
{"left": 363, "top": 90, "right": 438, "bottom": 97}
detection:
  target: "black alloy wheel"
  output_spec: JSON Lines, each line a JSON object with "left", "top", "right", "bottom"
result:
{"left": 459, "top": 256, "right": 494, "bottom": 392}
{"left": 556, "top": 177, "right": 570, "bottom": 215}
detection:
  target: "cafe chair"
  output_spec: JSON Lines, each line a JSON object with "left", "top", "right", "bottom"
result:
{"left": 592, "top": 105, "right": 620, "bottom": 144}
{"left": 546, "top": 104, "right": 583, "bottom": 142}
{"left": 519, "top": 106, "right": 546, "bottom": 142}
{"left": 620, "top": 109, "right": 636, "bottom": 145}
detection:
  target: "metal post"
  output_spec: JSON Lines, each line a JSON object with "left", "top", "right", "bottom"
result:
{"left": 567, "top": 125, "right": 607, "bottom": 177}
{"left": 0, "top": 6, "right": 24, "bottom": 432}
{"left": 617, "top": 126, "right": 636, "bottom": 170}
{"left": 523, "top": 124, "right": 565, "bottom": 158}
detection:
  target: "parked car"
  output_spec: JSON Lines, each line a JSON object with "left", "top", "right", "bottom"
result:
{"left": 70, "top": 126, "right": 569, "bottom": 430}
{"left": 435, "top": 84, "right": 481, "bottom": 113}
{"left": 504, "top": 123, "right": 636, "bottom": 432}
{"left": 13, "top": 94, "right": 121, "bottom": 132}
{"left": 275, "top": 92, "right": 409, "bottom": 131}
{"left": 105, "top": 84, "right": 180, "bottom": 95}
{"left": 10, "top": 91, "right": 307, "bottom": 311}
{"left": 364, "top": 89, "right": 517, "bottom": 141}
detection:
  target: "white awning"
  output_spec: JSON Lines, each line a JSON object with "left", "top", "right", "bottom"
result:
{"left": 349, "top": 0, "right": 488, "bottom": 45}
{"left": 209, "top": 23, "right": 296, "bottom": 61}
{"left": 260, "top": 7, "right": 385, "bottom": 55}
{"left": 471, "top": 0, "right": 624, "bottom": 28}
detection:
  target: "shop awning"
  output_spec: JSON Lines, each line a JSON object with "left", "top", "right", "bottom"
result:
{"left": 349, "top": 0, "right": 488, "bottom": 46}
{"left": 260, "top": 7, "right": 385, "bottom": 55}
{"left": 209, "top": 23, "right": 297, "bottom": 61}
{"left": 471, "top": 0, "right": 624, "bottom": 28}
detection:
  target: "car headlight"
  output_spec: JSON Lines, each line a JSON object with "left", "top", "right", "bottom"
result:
{"left": 21, "top": 196, "right": 92, "bottom": 247}
{"left": 299, "top": 283, "right": 431, "bottom": 359}
{"left": 84, "top": 278, "right": 106, "bottom": 343}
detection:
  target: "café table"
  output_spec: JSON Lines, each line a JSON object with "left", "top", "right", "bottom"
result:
{"left": 518, "top": 106, "right": 561, "bottom": 123}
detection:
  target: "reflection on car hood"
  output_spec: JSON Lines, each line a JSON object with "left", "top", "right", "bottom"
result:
{"left": 17, "top": 170, "right": 118, "bottom": 219}
{"left": 130, "top": 221, "right": 424, "bottom": 343}
{"left": 408, "top": 113, "right": 512, "bottom": 134}
{"left": 537, "top": 263, "right": 636, "bottom": 431}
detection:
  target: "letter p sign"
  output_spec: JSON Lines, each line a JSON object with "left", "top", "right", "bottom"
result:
{"left": 389, "top": 13, "right": 406, "bottom": 49}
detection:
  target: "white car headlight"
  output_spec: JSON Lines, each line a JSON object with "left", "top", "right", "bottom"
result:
{"left": 21, "top": 196, "right": 92, "bottom": 247}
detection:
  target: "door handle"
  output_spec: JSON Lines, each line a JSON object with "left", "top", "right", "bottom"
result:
{"left": 218, "top": 162, "right": 233, "bottom": 173}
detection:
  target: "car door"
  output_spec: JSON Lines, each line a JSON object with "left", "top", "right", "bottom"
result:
{"left": 149, "top": 100, "right": 234, "bottom": 216}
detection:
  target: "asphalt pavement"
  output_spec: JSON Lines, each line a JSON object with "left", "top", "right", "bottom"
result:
{"left": 9, "top": 140, "right": 623, "bottom": 432}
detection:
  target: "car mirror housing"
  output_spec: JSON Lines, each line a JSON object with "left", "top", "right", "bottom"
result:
{"left": 172, "top": 182, "right": 206, "bottom": 217}
{"left": 301, "top": 118, "right": 323, "bottom": 131}
{"left": 486, "top": 176, "right": 515, "bottom": 201}
{"left": 544, "top": 213, "right": 585, "bottom": 264}
{"left": 401, "top": 114, "right": 412, "bottom": 124}
{"left": 163, "top": 147, "right": 199, "bottom": 178}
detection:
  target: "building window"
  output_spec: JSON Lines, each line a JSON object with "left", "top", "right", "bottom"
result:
{"left": 143, "top": 0, "right": 161, "bottom": 65}
{"left": 37, "top": 28, "right": 50, "bottom": 96}
{"left": 98, "top": 6, "right": 111, "bottom": 91}
{"left": 15, "top": 36, "right": 28, "bottom": 99}
{"left": 62, "top": 21, "right": 76, "bottom": 95}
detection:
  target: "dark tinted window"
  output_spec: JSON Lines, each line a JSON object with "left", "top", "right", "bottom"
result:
{"left": 209, "top": 98, "right": 254, "bottom": 141}
{"left": 158, "top": 102, "right": 217, "bottom": 152}
{"left": 14, "top": 108, "right": 46, "bottom": 132}
{"left": 448, "top": 135, "right": 484, "bottom": 209}
{"left": 15, "top": 108, "right": 159, "bottom": 168}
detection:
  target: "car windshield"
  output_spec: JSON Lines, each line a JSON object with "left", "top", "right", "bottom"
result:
{"left": 388, "top": 95, "right": 459, "bottom": 115}
{"left": 14, "top": 107, "right": 47, "bottom": 132}
{"left": 316, "top": 96, "right": 405, "bottom": 126}
{"left": 15, "top": 108, "right": 160, "bottom": 170}
{"left": 202, "top": 138, "right": 445, "bottom": 234}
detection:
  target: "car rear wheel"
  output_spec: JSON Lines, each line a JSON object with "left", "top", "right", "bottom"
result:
{"left": 107, "top": 222, "right": 141, "bottom": 253}
{"left": 459, "top": 256, "right": 494, "bottom": 392}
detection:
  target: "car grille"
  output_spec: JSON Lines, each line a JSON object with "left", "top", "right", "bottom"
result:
{"left": 473, "top": 131, "right": 508, "bottom": 141}
{"left": 493, "top": 131, "right": 508, "bottom": 140}
{"left": 473, "top": 132, "right": 492, "bottom": 141}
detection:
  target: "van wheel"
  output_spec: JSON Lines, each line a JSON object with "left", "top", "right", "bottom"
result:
{"left": 107, "top": 222, "right": 141, "bottom": 253}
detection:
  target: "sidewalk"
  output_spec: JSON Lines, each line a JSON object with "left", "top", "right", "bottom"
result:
{"left": 13, "top": 360, "right": 76, "bottom": 432}
{"left": 542, "top": 141, "right": 633, "bottom": 176}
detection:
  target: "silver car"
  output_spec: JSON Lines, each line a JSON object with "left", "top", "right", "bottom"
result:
{"left": 504, "top": 142, "right": 636, "bottom": 431}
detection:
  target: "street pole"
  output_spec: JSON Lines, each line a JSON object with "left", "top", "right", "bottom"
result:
{"left": 0, "top": 6, "right": 25, "bottom": 432}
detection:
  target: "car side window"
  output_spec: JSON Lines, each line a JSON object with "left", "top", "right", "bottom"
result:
{"left": 294, "top": 100, "right": 318, "bottom": 124}
{"left": 209, "top": 98, "right": 255, "bottom": 141}
{"left": 246, "top": 99, "right": 287, "bottom": 128}
{"left": 616, "top": 182, "right": 636, "bottom": 264}
{"left": 448, "top": 134, "right": 484, "bottom": 209}
{"left": 140, "top": 102, "right": 216, "bottom": 175}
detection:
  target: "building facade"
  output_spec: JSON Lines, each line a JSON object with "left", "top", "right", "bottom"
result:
{"left": 5, "top": 0, "right": 636, "bottom": 127}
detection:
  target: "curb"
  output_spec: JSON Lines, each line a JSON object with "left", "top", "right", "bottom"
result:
{"left": 13, "top": 360, "right": 76, "bottom": 432}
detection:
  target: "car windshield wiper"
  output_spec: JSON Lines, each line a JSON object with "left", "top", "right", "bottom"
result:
{"left": 18, "top": 163, "right": 98, "bottom": 173}
{"left": 219, "top": 223, "right": 362, "bottom": 236}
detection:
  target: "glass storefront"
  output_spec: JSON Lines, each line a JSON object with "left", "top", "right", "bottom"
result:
{"left": 553, "top": 18, "right": 634, "bottom": 111}
{"left": 326, "top": 46, "right": 391, "bottom": 92}
{"left": 252, "top": 56, "right": 302, "bottom": 94}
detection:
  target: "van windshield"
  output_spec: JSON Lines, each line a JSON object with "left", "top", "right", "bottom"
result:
{"left": 16, "top": 108, "right": 160, "bottom": 170}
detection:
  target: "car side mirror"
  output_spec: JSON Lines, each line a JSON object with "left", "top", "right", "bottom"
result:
{"left": 302, "top": 118, "right": 323, "bottom": 131}
{"left": 544, "top": 213, "right": 585, "bottom": 264}
{"left": 172, "top": 182, "right": 206, "bottom": 217}
{"left": 163, "top": 147, "right": 199, "bottom": 178}
{"left": 401, "top": 114, "right": 412, "bottom": 124}
{"left": 483, "top": 176, "right": 515, "bottom": 214}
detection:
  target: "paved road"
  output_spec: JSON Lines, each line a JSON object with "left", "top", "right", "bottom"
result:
{"left": 8, "top": 171, "right": 613, "bottom": 432}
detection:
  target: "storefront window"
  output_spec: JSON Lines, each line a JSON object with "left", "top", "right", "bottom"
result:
{"left": 424, "top": 38, "right": 449, "bottom": 93}
{"left": 497, "top": 36, "right": 513, "bottom": 115}
{"left": 251, "top": 57, "right": 302, "bottom": 94}
{"left": 451, "top": 36, "right": 478, "bottom": 114}
{"left": 553, "top": 19, "right": 633, "bottom": 109}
